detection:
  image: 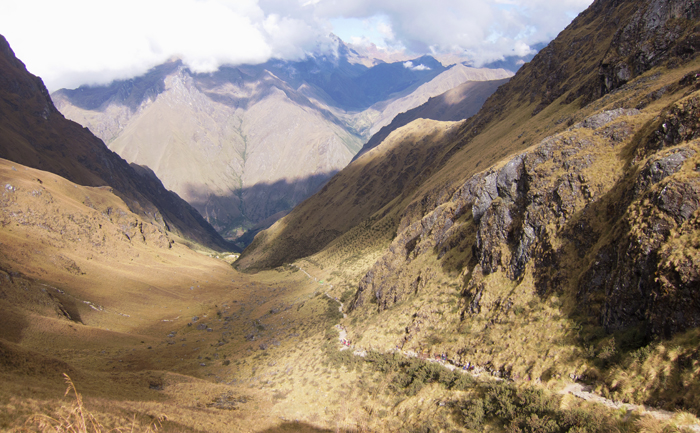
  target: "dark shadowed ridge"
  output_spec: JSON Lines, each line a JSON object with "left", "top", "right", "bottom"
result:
{"left": 0, "top": 34, "right": 235, "bottom": 252}
{"left": 180, "top": 170, "right": 339, "bottom": 250}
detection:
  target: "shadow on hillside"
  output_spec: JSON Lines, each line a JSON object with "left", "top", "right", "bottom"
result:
{"left": 56, "top": 61, "right": 356, "bottom": 135}
{"left": 353, "top": 78, "right": 510, "bottom": 162}
{"left": 196, "top": 66, "right": 356, "bottom": 134}
{"left": 180, "top": 170, "right": 339, "bottom": 249}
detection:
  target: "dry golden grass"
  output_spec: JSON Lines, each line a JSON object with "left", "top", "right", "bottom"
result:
{"left": 24, "top": 374, "right": 165, "bottom": 433}
{"left": 2, "top": 156, "right": 697, "bottom": 431}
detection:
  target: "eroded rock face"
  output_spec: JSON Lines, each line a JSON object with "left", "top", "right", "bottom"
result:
{"left": 352, "top": 90, "right": 700, "bottom": 339}
{"left": 575, "top": 94, "right": 700, "bottom": 336}
{"left": 601, "top": 0, "right": 700, "bottom": 94}
{"left": 580, "top": 145, "right": 700, "bottom": 336}
{"left": 643, "top": 94, "right": 700, "bottom": 155}
{"left": 351, "top": 108, "right": 634, "bottom": 312}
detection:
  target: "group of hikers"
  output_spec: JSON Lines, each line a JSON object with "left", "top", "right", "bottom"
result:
{"left": 428, "top": 352, "right": 477, "bottom": 372}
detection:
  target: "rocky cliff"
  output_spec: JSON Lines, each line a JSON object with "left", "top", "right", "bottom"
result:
{"left": 343, "top": 0, "right": 700, "bottom": 375}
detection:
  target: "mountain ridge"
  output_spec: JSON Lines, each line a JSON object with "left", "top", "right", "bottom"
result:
{"left": 237, "top": 0, "right": 700, "bottom": 411}
{"left": 2, "top": 0, "right": 700, "bottom": 430}
{"left": 0, "top": 35, "right": 232, "bottom": 251}
{"left": 53, "top": 49, "right": 510, "bottom": 248}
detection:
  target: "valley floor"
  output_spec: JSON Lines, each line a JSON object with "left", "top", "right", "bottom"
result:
{"left": 3, "top": 251, "right": 700, "bottom": 432}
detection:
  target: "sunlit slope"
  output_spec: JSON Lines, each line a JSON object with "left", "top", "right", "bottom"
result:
{"left": 236, "top": 118, "right": 462, "bottom": 270}
{"left": 354, "top": 77, "right": 511, "bottom": 161}
{"left": 54, "top": 66, "right": 359, "bottom": 245}
{"left": 53, "top": 51, "right": 511, "bottom": 248}
{"left": 0, "top": 158, "right": 230, "bottom": 328}
{"left": 362, "top": 65, "right": 513, "bottom": 138}
{"left": 0, "top": 157, "right": 347, "bottom": 431}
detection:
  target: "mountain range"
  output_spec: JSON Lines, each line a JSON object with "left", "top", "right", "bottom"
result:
{"left": 52, "top": 40, "right": 512, "bottom": 248}
{"left": 238, "top": 0, "right": 700, "bottom": 409}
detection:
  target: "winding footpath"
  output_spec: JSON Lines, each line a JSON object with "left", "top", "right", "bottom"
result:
{"left": 295, "top": 263, "right": 700, "bottom": 430}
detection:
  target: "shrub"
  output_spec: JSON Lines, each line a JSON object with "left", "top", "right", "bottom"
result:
{"left": 463, "top": 397, "right": 486, "bottom": 430}
{"left": 27, "top": 374, "right": 165, "bottom": 432}
{"left": 462, "top": 382, "right": 617, "bottom": 433}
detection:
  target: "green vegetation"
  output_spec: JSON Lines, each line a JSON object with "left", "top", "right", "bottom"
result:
{"left": 461, "top": 383, "right": 616, "bottom": 432}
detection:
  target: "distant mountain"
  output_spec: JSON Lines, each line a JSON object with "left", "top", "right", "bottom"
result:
{"left": 53, "top": 40, "right": 511, "bottom": 248}
{"left": 353, "top": 76, "right": 511, "bottom": 161}
{"left": 0, "top": 35, "right": 231, "bottom": 251}
{"left": 362, "top": 64, "right": 512, "bottom": 138}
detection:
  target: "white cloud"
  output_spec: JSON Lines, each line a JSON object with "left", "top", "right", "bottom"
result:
{"left": 403, "top": 61, "right": 430, "bottom": 71}
{"left": 0, "top": 0, "right": 594, "bottom": 91}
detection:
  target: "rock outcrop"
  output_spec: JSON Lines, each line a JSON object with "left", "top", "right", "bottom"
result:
{"left": 601, "top": 0, "right": 700, "bottom": 94}
{"left": 347, "top": 0, "right": 700, "bottom": 344}
{"left": 352, "top": 71, "right": 700, "bottom": 345}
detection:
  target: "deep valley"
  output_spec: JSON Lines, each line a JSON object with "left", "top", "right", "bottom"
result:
{"left": 1, "top": 0, "right": 700, "bottom": 432}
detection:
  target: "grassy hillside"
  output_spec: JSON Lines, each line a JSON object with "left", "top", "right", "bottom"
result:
{"left": 53, "top": 52, "right": 509, "bottom": 249}
{"left": 239, "top": 0, "right": 644, "bottom": 269}
{"left": 353, "top": 77, "right": 511, "bottom": 162}
{"left": 2, "top": 156, "right": 698, "bottom": 432}
{"left": 0, "top": 35, "right": 231, "bottom": 252}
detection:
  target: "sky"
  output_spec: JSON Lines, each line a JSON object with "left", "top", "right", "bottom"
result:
{"left": 1, "top": 0, "right": 594, "bottom": 92}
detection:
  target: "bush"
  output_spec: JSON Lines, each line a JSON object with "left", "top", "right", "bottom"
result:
{"left": 463, "top": 397, "right": 485, "bottom": 430}
{"left": 462, "top": 383, "right": 617, "bottom": 433}
{"left": 324, "top": 297, "right": 343, "bottom": 322}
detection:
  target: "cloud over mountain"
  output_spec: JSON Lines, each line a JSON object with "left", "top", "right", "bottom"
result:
{"left": 1, "top": 0, "right": 592, "bottom": 91}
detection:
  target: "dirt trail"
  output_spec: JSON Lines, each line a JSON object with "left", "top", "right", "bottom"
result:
{"left": 313, "top": 268, "right": 700, "bottom": 430}
{"left": 290, "top": 264, "right": 316, "bottom": 282}
{"left": 558, "top": 383, "right": 700, "bottom": 431}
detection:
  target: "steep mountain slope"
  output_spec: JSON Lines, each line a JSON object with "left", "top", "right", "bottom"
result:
{"left": 236, "top": 118, "right": 463, "bottom": 269}
{"left": 0, "top": 35, "right": 230, "bottom": 251}
{"left": 239, "top": 0, "right": 700, "bottom": 413}
{"left": 239, "top": 0, "right": 648, "bottom": 270}
{"left": 53, "top": 61, "right": 360, "bottom": 247}
{"left": 53, "top": 48, "right": 509, "bottom": 248}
